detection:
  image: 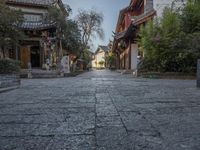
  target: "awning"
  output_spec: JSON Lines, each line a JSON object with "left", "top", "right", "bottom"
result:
{"left": 114, "top": 24, "right": 136, "bottom": 40}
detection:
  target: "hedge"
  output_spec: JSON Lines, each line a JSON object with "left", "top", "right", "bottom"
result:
{"left": 0, "top": 59, "right": 20, "bottom": 74}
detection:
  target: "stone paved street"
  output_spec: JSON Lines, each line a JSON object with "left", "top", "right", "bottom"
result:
{"left": 0, "top": 70, "right": 200, "bottom": 150}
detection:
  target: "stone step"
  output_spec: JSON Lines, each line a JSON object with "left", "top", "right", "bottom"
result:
{"left": 20, "top": 69, "right": 84, "bottom": 78}
{"left": 32, "top": 71, "right": 60, "bottom": 78}
{"left": 31, "top": 73, "right": 60, "bottom": 78}
{"left": 116, "top": 70, "right": 134, "bottom": 74}
{"left": 21, "top": 69, "right": 60, "bottom": 78}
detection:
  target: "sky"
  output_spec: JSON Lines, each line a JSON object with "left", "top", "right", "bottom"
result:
{"left": 63, "top": 0, "right": 130, "bottom": 52}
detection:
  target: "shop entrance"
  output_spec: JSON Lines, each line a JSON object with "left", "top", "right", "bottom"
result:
{"left": 30, "top": 46, "right": 40, "bottom": 68}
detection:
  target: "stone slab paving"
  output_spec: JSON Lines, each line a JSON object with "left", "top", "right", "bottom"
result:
{"left": 0, "top": 70, "right": 200, "bottom": 150}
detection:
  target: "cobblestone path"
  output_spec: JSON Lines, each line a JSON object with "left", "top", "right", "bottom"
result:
{"left": 0, "top": 70, "right": 200, "bottom": 150}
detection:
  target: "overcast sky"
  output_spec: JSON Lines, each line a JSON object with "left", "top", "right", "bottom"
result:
{"left": 63, "top": 0, "right": 130, "bottom": 51}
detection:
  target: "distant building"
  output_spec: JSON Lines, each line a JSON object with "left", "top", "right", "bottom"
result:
{"left": 5, "top": 0, "right": 67, "bottom": 69}
{"left": 112, "top": 0, "right": 184, "bottom": 71}
{"left": 92, "top": 45, "right": 109, "bottom": 68}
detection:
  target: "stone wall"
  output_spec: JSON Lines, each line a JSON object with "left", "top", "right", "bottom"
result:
{"left": 197, "top": 59, "right": 200, "bottom": 88}
{"left": 0, "top": 74, "right": 20, "bottom": 90}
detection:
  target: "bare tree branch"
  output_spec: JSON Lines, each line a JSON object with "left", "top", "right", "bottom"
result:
{"left": 76, "top": 9, "right": 104, "bottom": 49}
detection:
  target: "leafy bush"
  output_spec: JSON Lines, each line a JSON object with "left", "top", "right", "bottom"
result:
{"left": 98, "top": 61, "right": 105, "bottom": 67}
{"left": 105, "top": 52, "right": 116, "bottom": 69}
{"left": 0, "top": 59, "right": 20, "bottom": 74}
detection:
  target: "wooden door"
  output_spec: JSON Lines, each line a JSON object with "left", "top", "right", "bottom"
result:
{"left": 20, "top": 46, "right": 30, "bottom": 69}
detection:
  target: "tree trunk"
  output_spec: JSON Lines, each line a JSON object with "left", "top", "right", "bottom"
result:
{"left": 60, "top": 39, "right": 63, "bottom": 58}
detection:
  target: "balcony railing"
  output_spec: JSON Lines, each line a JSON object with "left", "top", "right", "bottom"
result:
{"left": 131, "top": 9, "right": 156, "bottom": 25}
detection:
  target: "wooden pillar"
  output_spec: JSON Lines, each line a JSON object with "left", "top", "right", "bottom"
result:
{"left": 123, "top": 53, "right": 126, "bottom": 69}
{"left": 129, "top": 40, "right": 132, "bottom": 70}
{"left": 115, "top": 52, "right": 120, "bottom": 69}
{"left": 15, "top": 44, "right": 18, "bottom": 60}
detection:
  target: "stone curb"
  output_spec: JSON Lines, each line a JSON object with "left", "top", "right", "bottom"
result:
{"left": 0, "top": 86, "right": 20, "bottom": 93}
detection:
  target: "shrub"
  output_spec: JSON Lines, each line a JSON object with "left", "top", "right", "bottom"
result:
{"left": 138, "top": 3, "right": 200, "bottom": 73}
{"left": 105, "top": 53, "right": 116, "bottom": 69}
{"left": 98, "top": 61, "right": 105, "bottom": 67}
{"left": 0, "top": 59, "right": 20, "bottom": 74}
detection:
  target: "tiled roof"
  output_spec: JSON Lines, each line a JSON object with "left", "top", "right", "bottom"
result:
{"left": 114, "top": 9, "right": 155, "bottom": 40}
{"left": 114, "top": 30, "right": 127, "bottom": 40}
{"left": 19, "top": 21, "right": 56, "bottom": 30}
{"left": 99, "top": 45, "right": 109, "bottom": 52}
{"left": 114, "top": 24, "right": 136, "bottom": 40}
{"left": 6, "top": 0, "right": 68, "bottom": 16}
{"left": 6, "top": 0, "right": 55, "bottom": 6}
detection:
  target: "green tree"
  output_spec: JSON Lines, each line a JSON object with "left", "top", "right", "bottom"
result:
{"left": 47, "top": 5, "right": 71, "bottom": 34}
{"left": 105, "top": 52, "right": 116, "bottom": 69}
{"left": 47, "top": 6, "right": 82, "bottom": 58}
{"left": 62, "top": 19, "right": 82, "bottom": 55}
{"left": 138, "top": 0, "right": 200, "bottom": 73}
{"left": 76, "top": 9, "right": 105, "bottom": 69}
{"left": 80, "top": 49, "right": 92, "bottom": 70}
{"left": 181, "top": 0, "right": 200, "bottom": 33}
{"left": 0, "top": 0, "right": 24, "bottom": 58}
{"left": 98, "top": 61, "right": 105, "bottom": 68}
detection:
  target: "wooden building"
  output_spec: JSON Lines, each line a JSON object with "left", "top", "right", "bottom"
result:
{"left": 5, "top": 0, "right": 67, "bottom": 69}
{"left": 112, "top": 0, "right": 156, "bottom": 71}
{"left": 112, "top": 0, "right": 182, "bottom": 71}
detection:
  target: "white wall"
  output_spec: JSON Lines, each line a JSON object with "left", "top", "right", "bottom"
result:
{"left": 93, "top": 50, "right": 105, "bottom": 68}
{"left": 153, "top": 0, "right": 185, "bottom": 17}
{"left": 153, "top": 0, "right": 174, "bottom": 17}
